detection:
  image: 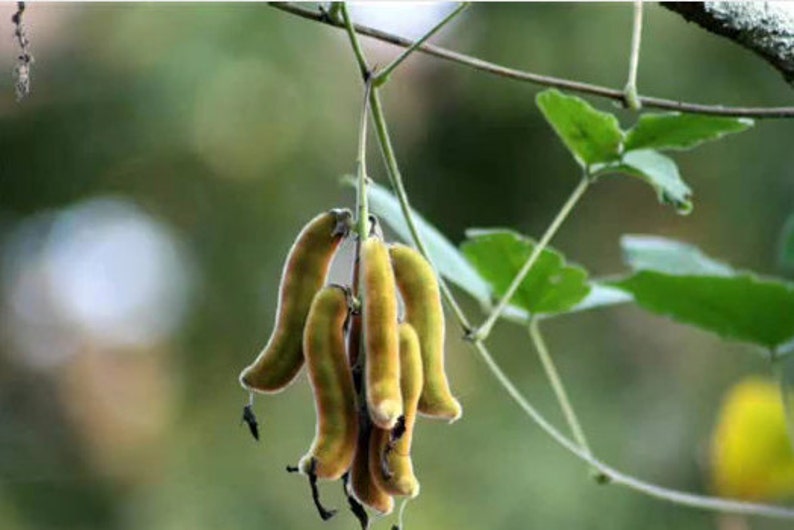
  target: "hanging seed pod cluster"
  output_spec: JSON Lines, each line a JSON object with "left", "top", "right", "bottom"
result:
{"left": 238, "top": 208, "right": 461, "bottom": 526}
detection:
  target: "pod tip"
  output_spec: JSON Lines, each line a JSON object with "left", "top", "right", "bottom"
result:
{"left": 371, "top": 399, "right": 403, "bottom": 430}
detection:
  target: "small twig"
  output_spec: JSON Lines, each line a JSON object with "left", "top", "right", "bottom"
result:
{"left": 269, "top": 2, "right": 794, "bottom": 118}
{"left": 373, "top": 2, "right": 470, "bottom": 86}
{"left": 11, "top": 1, "right": 32, "bottom": 101}
{"left": 623, "top": 0, "right": 643, "bottom": 110}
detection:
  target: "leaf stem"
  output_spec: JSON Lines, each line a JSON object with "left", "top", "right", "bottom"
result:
{"left": 528, "top": 319, "right": 596, "bottom": 472}
{"left": 471, "top": 176, "right": 590, "bottom": 341}
{"left": 355, "top": 80, "right": 373, "bottom": 240}
{"left": 368, "top": 87, "right": 473, "bottom": 333}
{"left": 341, "top": 3, "right": 370, "bottom": 79}
{"left": 623, "top": 0, "right": 643, "bottom": 110}
{"left": 269, "top": 2, "right": 794, "bottom": 119}
{"left": 772, "top": 357, "right": 794, "bottom": 453}
{"left": 373, "top": 2, "right": 470, "bottom": 87}
{"left": 473, "top": 339, "right": 794, "bottom": 520}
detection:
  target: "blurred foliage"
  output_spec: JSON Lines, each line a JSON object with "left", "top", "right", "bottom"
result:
{"left": 0, "top": 3, "right": 793, "bottom": 530}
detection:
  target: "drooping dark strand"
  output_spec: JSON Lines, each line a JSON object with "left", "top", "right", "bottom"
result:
{"left": 300, "top": 458, "right": 337, "bottom": 521}
{"left": 241, "top": 404, "right": 259, "bottom": 441}
{"left": 390, "top": 415, "right": 406, "bottom": 443}
{"left": 343, "top": 472, "right": 369, "bottom": 529}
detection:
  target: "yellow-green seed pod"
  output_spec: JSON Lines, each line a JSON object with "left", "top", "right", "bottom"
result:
{"left": 239, "top": 209, "right": 351, "bottom": 394}
{"left": 349, "top": 425, "right": 395, "bottom": 515}
{"left": 362, "top": 236, "right": 403, "bottom": 430}
{"left": 297, "top": 285, "right": 359, "bottom": 480}
{"left": 369, "top": 323, "right": 423, "bottom": 498}
{"left": 389, "top": 244, "right": 461, "bottom": 422}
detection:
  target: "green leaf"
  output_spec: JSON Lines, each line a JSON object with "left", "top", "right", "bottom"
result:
{"left": 779, "top": 213, "right": 794, "bottom": 272}
{"left": 361, "top": 178, "right": 491, "bottom": 304}
{"left": 573, "top": 282, "right": 633, "bottom": 312}
{"left": 624, "top": 113, "right": 753, "bottom": 152}
{"left": 621, "top": 235, "right": 733, "bottom": 276}
{"left": 461, "top": 228, "right": 591, "bottom": 315}
{"left": 499, "top": 282, "right": 633, "bottom": 324}
{"left": 614, "top": 237, "right": 794, "bottom": 352}
{"left": 606, "top": 150, "right": 692, "bottom": 214}
{"left": 536, "top": 89, "right": 623, "bottom": 168}
{"left": 612, "top": 272, "right": 794, "bottom": 353}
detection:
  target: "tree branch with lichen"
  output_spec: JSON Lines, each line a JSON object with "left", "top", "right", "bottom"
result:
{"left": 269, "top": 2, "right": 794, "bottom": 118}
{"left": 662, "top": 2, "right": 794, "bottom": 85}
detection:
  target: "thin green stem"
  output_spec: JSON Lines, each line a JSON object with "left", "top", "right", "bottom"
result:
{"left": 341, "top": 3, "right": 370, "bottom": 79}
{"left": 471, "top": 176, "right": 589, "bottom": 341}
{"left": 623, "top": 0, "right": 643, "bottom": 110}
{"left": 354, "top": 80, "right": 373, "bottom": 240}
{"left": 773, "top": 358, "right": 794, "bottom": 453}
{"left": 373, "top": 2, "right": 470, "bottom": 87}
{"left": 269, "top": 2, "right": 794, "bottom": 119}
{"left": 397, "top": 497, "right": 411, "bottom": 529}
{"left": 473, "top": 339, "right": 794, "bottom": 519}
{"left": 368, "top": 87, "right": 473, "bottom": 332}
{"left": 528, "top": 319, "right": 594, "bottom": 461}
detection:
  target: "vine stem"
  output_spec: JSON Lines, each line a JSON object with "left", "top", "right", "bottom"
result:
{"left": 471, "top": 176, "right": 589, "bottom": 342}
{"left": 373, "top": 2, "right": 470, "bottom": 87}
{"left": 338, "top": 0, "right": 794, "bottom": 521}
{"left": 772, "top": 357, "right": 794, "bottom": 453}
{"left": 367, "top": 70, "right": 794, "bottom": 523}
{"left": 528, "top": 319, "right": 596, "bottom": 472}
{"left": 369, "top": 88, "right": 472, "bottom": 333}
{"left": 473, "top": 340, "right": 794, "bottom": 520}
{"left": 354, "top": 78, "right": 373, "bottom": 241}
{"left": 341, "top": 3, "right": 370, "bottom": 80}
{"left": 624, "top": 0, "right": 643, "bottom": 110}
{"left": 269, "top": 2, "right": 794, "bottom": 119}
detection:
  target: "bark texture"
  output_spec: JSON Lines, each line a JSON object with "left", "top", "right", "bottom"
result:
{"left": 662, "top": 2, "right": 794, "bottom": 85}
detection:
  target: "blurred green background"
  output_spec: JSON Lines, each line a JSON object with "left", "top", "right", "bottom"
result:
{"left": 0, "top": 3, "right": 793, "bottom": 529}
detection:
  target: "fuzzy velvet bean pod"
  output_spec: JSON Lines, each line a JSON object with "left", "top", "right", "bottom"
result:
{"left": 349, "top": 425, "right": 394, "bottom": 515}
{"left": 297, "top": 285, "right": 359, "bottom": 480}
{"left": 389, "top": 244, "right": 461, "bottom": 421}
{"left": 369, "top": 323, "right": 423, "bottom": 498}
{"left": 362, "top": 237, "right": 403, "bottom": 429}
{"left": 239, "top": 209, "right": 351, "bottom": 393}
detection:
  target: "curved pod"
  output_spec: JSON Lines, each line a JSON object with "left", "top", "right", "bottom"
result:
{"left": 370, "top": 323, "right": 423, "bottom": 497}
{"left": 362, "top": 236, "right": 403, "bottom": 429}
{"left": 239, "top": 209, "right": 351, "bottom": 393}
{"left": 349, "top": 425, "right": 395, "bottom": 515}
{"left": 298, "top": 285, "right": 359, "bottom": 480}
{"left": 389, "top": 244, "right": 461, "bottom": 421}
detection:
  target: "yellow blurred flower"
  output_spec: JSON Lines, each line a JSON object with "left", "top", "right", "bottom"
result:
{"left": 711, "top": 377, "right": 794, "bottom": 501}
